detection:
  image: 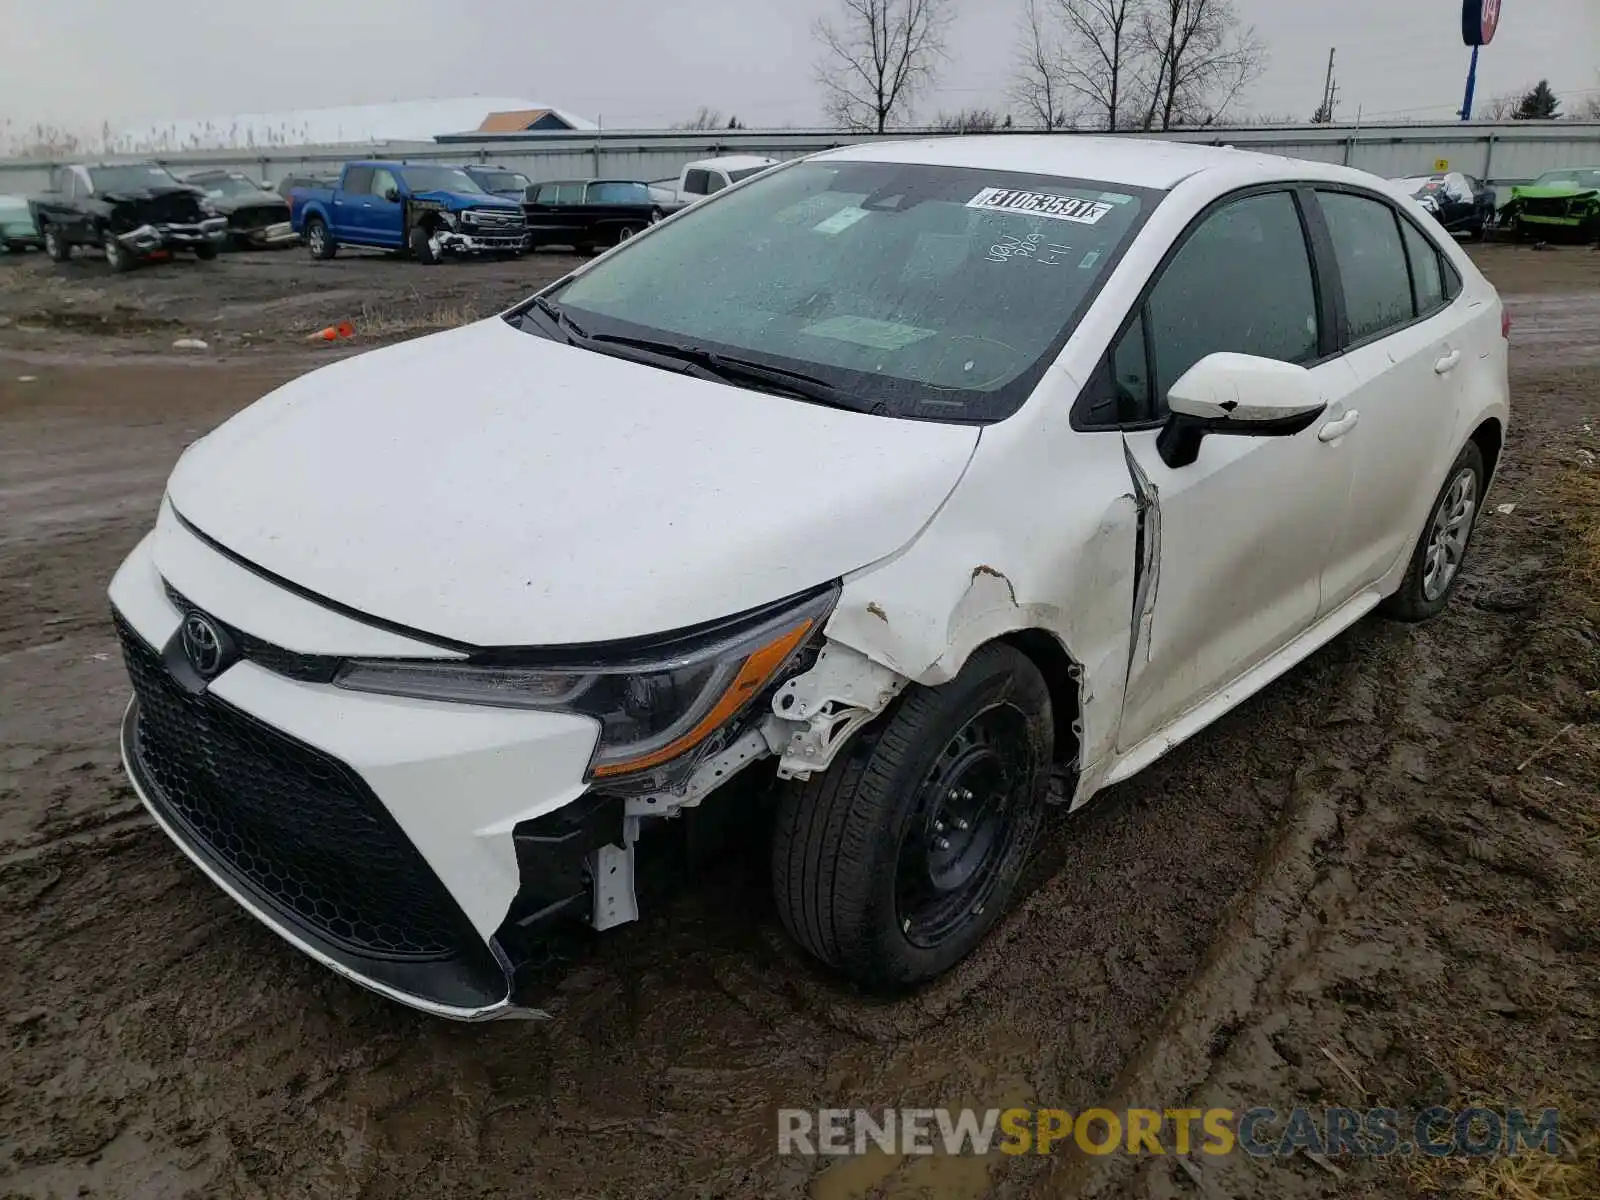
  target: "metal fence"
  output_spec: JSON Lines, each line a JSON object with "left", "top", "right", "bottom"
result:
{"left": 1, "top": 122, "right": 1596, "bottom": 196}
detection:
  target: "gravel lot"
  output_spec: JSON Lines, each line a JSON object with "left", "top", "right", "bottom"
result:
{"left": 1, "top": 242, "right": 1597, "bottom": 1200}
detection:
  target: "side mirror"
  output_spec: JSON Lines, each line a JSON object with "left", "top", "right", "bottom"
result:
{"left": 1157, "top": 353, "right": 1327, "bottom": 470}
{"left": 383, "top": 187, "right": 400, "bottom": 203}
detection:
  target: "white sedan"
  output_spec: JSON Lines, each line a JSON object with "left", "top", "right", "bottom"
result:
{"left": 110, "top": 136, "right": 1509, "bottom": 1019}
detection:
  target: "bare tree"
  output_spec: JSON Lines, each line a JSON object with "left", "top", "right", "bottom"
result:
{"left": 936, "top": 108, "right": 1010, "bottom": 132}
{"left": 673, "top": 107, "right": 727, "bottom": 131}
{"left": 1581, "top": 93, "right": 1600, "bottom": 120}
{"left": 1009, "top": 0, "right": 1070, "bottom": 128}
{"left": 813, "top": 0, "right": 953, "bottom": 132}
{"left": 1137, "top": 0, "right": 1265, "bottom": 130}
{"left": 1051, "top": 0, "right": 1147, "bottom": 131}
{"left": 1483, "top": 92, "right": 1520, "bottom": 121}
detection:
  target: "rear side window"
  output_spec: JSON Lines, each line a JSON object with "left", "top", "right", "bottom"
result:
{"left": 1399, "top": 219, "right": 1446, "bottom": 316}
{"left": 704, "top": 173, "right": 728, "bottom": 194}
{"left": 556, "top": 182, "right": 585, "bottom": 204}
{"left": 683, "top": 169, "right": 710, "bottom": 195}
{"left": 343, "top": 166, "right": 374, "bottom": 195}
{"left": 1317, "top": 191, "right": 1415, "bottom": 342}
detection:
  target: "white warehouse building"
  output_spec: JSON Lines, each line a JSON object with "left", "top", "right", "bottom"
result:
{"left": 107, "top": 98, "right": 596, "bottom": 154}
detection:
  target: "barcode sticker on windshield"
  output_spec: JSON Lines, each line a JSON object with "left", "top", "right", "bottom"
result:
{"left": 966, "top": 187, "right": 1113, "bottom": 225}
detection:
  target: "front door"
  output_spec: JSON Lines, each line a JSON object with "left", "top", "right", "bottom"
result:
{"left": 364, "top": 167, "right": 404, "bottom": 248}
{"left": 1110, "top": 189, "right": 1360, "bottom": 752}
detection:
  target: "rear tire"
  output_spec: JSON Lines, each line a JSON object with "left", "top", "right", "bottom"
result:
{"left": 103, "top": 232, "right": 135, "bottom": 273}
{"left": 305, "top": 217, "right": 336, "bottom": 260}
{"left": 614, "top": 224, "right": 642, "bottom": 245}
{"left": 1380, "top": 441, "right": 1485, "bottom": 623}
{"left": 770, "top": 643, "right": 1053, "bottom": 991}
{"left": 408, "top": 225, "right": 441, "bottom": 265}
{"left": 43, "top": 224, "right": 70, "bottom": 263}
{"left": 194, "top": 242, "right": 218, "bottom": 261}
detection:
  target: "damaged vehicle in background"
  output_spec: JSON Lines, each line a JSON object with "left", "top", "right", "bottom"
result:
{"left": 1498, "top": 167, "right": 1600, "bottom": 242}
{"left": 110, "top": 139, "right": 1509, "bottom": 1021}
{"left": 463, "top": 164, "right": 533, "bottom": 201}
{"left": 183, "top": 169, "right": 297, "bottom": 249}
{"left": 290, "top": 160, "right": 528, "bottom": 263}
{"left": 1396, "top": 171, "right": 1496, "bottom": 239}
{"left": 0, "top": 194, "right": 42, "bottom": 252}
{"left": 29, "top": 163, "right": 226, "bottom": 271}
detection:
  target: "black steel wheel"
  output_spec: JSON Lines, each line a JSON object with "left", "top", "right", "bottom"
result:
{"left": 772, "top": 642, "right": 1053, "bottom": 990}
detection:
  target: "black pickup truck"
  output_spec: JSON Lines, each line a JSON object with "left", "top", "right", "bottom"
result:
{"left": 523, "top": 179, "right": 679, "bottom": 251}
{"left": 29, "top": 162, "right": 227, "bottom": 270}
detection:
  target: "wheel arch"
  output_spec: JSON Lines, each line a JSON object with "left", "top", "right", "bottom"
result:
{"left": 997, "top": 629, "right": 1083, "bottom": 772}
{"left": 1470, "top": 417, "right": 1504, "bottom": 490}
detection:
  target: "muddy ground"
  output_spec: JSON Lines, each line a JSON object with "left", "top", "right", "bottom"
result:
{"left": 0, "top": 243, "right": 1596, "bottom": 1200}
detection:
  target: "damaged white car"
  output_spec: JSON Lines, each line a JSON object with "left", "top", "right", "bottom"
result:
{"left": 110, "top": 137, "right": 1510, "bottom": 1019}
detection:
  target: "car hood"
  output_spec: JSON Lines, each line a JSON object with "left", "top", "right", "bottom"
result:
{"left": 414, "top": 189, "right": 520, "bottom": 212}
{"left": 100, "top": 185, "right": 205, "bottom": 203}
{"left": 1511, "top": 185, "right": 1599, "bottom": 200}
{"left": 166, "top": 319, "right": 981, "bottom": 647}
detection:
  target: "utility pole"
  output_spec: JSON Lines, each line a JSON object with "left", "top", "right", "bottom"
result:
{"left": 1314, "top": 49, "right": 1338, "bottom": 123}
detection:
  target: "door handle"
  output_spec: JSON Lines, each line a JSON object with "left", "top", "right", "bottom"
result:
{"left": 1318, "top": 411, "right": 1360, "bottom": 442}
{"left": 1434, "top": 349, "right": 1463, "bottom": 374}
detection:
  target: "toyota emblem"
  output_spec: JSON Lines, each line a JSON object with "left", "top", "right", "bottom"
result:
{"left": 181, "top": 613, "right": 225, "bottom": 678}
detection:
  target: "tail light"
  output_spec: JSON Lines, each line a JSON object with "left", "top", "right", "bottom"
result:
{"left": 1501, "top": 309, "right": 1513, "bottom": 340}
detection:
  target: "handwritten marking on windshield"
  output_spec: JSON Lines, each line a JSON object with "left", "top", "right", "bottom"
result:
{"left": 987, "top": 232, "right": 1074, "bottom": 265}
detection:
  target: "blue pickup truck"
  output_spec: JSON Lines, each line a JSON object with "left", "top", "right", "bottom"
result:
{"left": 290, "top": 161, "right": 529, "bottom": 263}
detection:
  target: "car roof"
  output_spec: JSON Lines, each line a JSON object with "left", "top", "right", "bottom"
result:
{"left": 813, "top": 135, "right": 1376, "bottom": 191}
{"left": 685, "top": 155, "right": 777, "bottom": 171}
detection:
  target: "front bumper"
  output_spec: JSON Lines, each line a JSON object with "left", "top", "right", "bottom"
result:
{"left": 119, "top": 218, "right": 228, "bottom": 252}
{"left": 109, "top": 518, "right": 607, "bottom": 1019}
{"left": 237, "top": 220, "right": 298, "bottom": 247}
{"left": 437, "top": 227, "right": 528, "bottom": 253}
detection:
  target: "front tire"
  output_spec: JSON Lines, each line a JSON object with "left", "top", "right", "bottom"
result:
{"left": 43, "top": 224, "right": 70, "bottom": 263}
{"left": 408, "top": 225, "right": 441, "bottom": 265}
{"left": 103, "top": 232, "right": 135, "bottom": 273}
{"left": 194, "top": 241, "right": 218, "bottom": 261}
{"left": 1381, "top": 441, "right": 1485, "bottom": 623}
{"left": 771, "top": 643, "right": 1053, "bottom": 990}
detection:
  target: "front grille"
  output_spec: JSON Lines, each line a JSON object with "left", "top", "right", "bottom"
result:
{"left": 229, "top": 203, "right": 290, "bottom": 230}
{"left": 117, "top": 612, "right": 481, "bottom": 962}
{"left": 1522, "top": 197, "right": 1580, "bottom": 219}
{"left": 129, "top": 193, "right": 206, "bottom": 225}
{"left": 468, "top": 209, "right": 525, "bottom": 231}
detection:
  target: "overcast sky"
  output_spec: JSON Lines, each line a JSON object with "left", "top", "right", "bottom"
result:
{"left": 2, "top": 0, "right": 1596, "bottom": 137}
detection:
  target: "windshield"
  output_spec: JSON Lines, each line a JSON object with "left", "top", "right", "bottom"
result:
{"left": 201, "top": 174, "right": 269, "bottom": 198}
{"left": 477, "top": 170, "right": 530, "bottom": 192}
{"left": 1533, "top": 169, "right": 1600, "bottom": 189}
{"left": 587, "top": 181, "right": 651, "bottom": 204}
{"left": 398, "top": 166, "right": 483, "bottom": 194}
{"left": 88, "top": 165, "right": 182, "bottom": 192}
{"left": 531, "top": 160, "right": 1156, "bottom": 423}
{"left": 727, "top": 166, "right": 771, "bottom": 183}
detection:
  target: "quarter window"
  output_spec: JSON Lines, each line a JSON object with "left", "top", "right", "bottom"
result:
{"left": 1317, "top": 191, "right": 1416, "bottom": 342}
{"left": 343, "top": 166, "right": 374, "bottom": 195}
{"left": 1399, "top": 219, "right": 1446, "bottom": 316}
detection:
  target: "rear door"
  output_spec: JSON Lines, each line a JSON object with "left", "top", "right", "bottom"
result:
{"left": 332, "top": 166, "right": 373, "bottom": 242}
{"left": 1311, "top": 189, "right": 1478, "bottom": 610}
{"left": 1103, "top": 188, "right": 1361, "bottom": 752}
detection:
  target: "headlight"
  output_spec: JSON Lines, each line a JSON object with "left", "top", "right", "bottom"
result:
{"left": 333, "top": 586, "right": 837, "bottom": 787}
{"left": 199, "top": 201, "right": 220, "bottom": 216}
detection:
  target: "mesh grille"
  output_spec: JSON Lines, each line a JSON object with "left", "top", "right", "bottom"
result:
{"left": 117, "top": 612, "right": 479, "bottom": 961}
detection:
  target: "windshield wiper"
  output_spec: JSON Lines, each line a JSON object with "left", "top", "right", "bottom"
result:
{"left": 586, "top": 332, "right": 868, "bottom": 412}
{"left": 528, "top": 294, "right": 589, "bottom": 341}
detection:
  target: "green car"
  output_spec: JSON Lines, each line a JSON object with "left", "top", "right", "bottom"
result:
{"left": 0, "top": 194, "right": 42, "bottom": 252}
{"left": 1499, "top": 168, "right": 1600, "bottom": 241}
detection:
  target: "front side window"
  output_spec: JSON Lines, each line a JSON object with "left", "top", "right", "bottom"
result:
{"left": 528, "top": 160, "right": 1157, "bottom": 423}
{"left": 1317, "top": 191, "right": 1415, "bottom": 343}
{"left": 342, "top": 167, "right": 374, "bottom": 195}
{"left": 478, "top": 170, "right": 530, "bottom": 193}
{"left": 370, "top": 168, "right": 399, "bottom": 199}
{"left": 533, "top": 183, "right": 560, "bottom": 203}
{"left": 1142, "top": 191, "right": 1319, "bottom": 418}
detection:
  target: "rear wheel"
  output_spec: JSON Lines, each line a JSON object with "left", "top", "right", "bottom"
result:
{"left": 103, "top": 232, "right": 135, "bottom": 273}
{"left": 771, "top": 643, "right": 1053, "bottom": 990}
{"left": 194, "top": 242, "right": 218, "bottom": 261}
{"left": 43, "top": 224, "right": 70, "bottom": 263}
{"left": 305, "top": 217, "right": 336, "bottom": 260}
{"left": 1381, "top": 441, "right": 1485, "bottom": 623}
{"left": 614, "top": 224, "right": 642, "bottom": 245}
